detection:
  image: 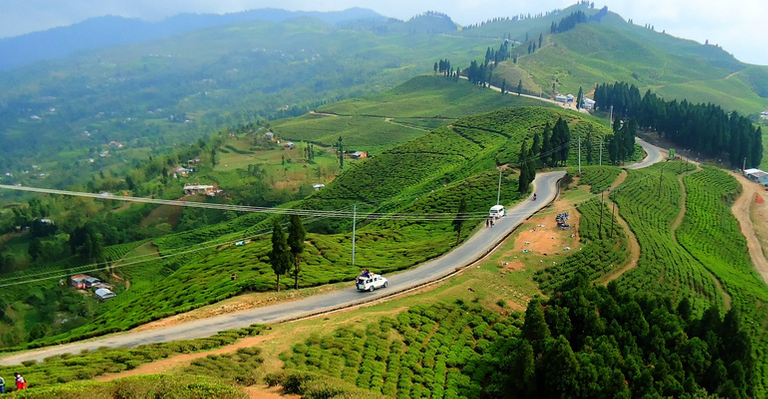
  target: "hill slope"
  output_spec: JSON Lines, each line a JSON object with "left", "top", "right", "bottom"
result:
{"left": 0, "top": 8, "right": 386, "bottom": 71}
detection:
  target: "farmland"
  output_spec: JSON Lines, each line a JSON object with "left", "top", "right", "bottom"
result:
{"left": 8, "top": 105, "right": 610, "bottom": 349}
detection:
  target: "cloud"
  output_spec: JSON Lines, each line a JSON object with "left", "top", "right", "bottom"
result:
{"left": 0, "top": 0, "right": 765, "bottom": 65}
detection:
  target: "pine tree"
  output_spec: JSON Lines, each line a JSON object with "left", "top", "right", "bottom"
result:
{"left": 540, "top": 121, "right": 552, "bottom": 166}
{"left": 518, "top": 79, "right": 523, "bottom": 96}
{"left": 270, "top": 219, "right": 292, "bottom": 292}
{"left": 501, "top": 79, "right": 506, "bottom": 95}
{"left": 576, "top": 86, "right": 584, "bottom": 109}
{"left": 287, "top": 215, "right": 306, "bottom": 290}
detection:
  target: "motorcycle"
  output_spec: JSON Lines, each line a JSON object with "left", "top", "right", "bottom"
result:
{"left": 533, "top": 194, "right": 537, "bottom": 201}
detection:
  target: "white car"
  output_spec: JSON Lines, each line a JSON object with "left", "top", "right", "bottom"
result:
{"left": 356, "top": 274, "right": 388, "bottom": 292}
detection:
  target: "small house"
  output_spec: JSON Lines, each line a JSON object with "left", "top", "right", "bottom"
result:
{"left": 350, "top": 151, "right": 367, "bottom": 159}
{"left": 555, "top": 94, "right": 567, "bottom": 103}
{"left": 184, "top": 184, "right": 215, "bottom": 195}
{"left": 313, "top": 184, "right": 326, "bottom": 191}
{"left": 83, "top": 276, "right": 101, "bottom": 289}
{"left": 566, "top": 94, "right": 575, "bottom": 102}
{"left": 70, "top": 274, "right": 89, "bottom": 289}
{"left": 582, "top": 97, "right": 596, "bottom": 110}
{"left": 94, "top": 288, "right": 116, "bottom": 301}
{"left": 744, "top": 168, "right": 768, "bottom": 184}
{"left": 264, "top": 132, "right": 275, "bottom": 139}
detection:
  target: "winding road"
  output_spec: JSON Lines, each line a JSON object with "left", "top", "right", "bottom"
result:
{"left": 0, "top": 139, "right": 666, "bottom": 365}
{"left": 0, "top": 173, "right": 566, "bottom": 365}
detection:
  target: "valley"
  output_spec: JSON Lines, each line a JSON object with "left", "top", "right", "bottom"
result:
{"left": 0, "top": 2, "right": 767, "bottom": 397}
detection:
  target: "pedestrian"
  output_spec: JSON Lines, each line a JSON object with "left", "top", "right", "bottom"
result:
{"left": 14, "top": 373, "right": 25, "bottom": 391}
{"left": 490, "top": 219, "right": 494, "bottom": 228}
{"left": 485, "top": 219, "right": 489, "bottom": 228}
{"left": 0, "top": 375, "right": 4, "bottom": 393}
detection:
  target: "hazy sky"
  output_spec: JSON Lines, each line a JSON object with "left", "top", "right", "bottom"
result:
{"left": 2, "top": 0, "right": 765, "bottom": 65}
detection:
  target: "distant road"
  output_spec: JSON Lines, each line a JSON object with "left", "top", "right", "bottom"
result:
{"left": 0, "top": 172, "right": 565, "bottom": 365}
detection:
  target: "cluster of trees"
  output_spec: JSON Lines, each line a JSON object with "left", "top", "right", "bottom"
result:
{"left": 487, "top": 275, "right": 756, "bottom": 398}
{"left": 607, "top": 117, "right": 638, "bottom": 165}
{"left": 517, "top": 141, "right": 536, "bottom": 193}
{"left": 484, "top": 41, "right": 513, "bottom": 66}
{"left": 434, "top": 59, "right": 452, "bottom": 75}
{"left": 594, "top": 82, "right": 763, "bottom": 167}
{"left": 550, "top": 10, "right": 586, "bottom": 33}
{"left": 465, "top": 60, "right": 492, "bottom": 87}
{"left": 269, "top": 215, "right": 306, "bottom": 291}
{"left": 537, "top": 118, "right": 572, "bottom": 167}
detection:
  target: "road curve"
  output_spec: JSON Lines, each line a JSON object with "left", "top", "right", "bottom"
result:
{"left": 627, "top": 137, "right": 666, "bottom": 170}
{"left": 0, "top": 172, "right": 566, "bottom": 365}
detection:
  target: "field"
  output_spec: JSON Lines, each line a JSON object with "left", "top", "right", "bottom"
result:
{"left": 677, "top": 166, "right": 768, "bottom": 390}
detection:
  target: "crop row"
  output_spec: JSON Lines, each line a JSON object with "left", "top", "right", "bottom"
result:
{"left": 678, "top": 166, "right": 768, "bottom": 393}
{"left": 281, "top": 302, "right": 521, "bottom": 398}
{"left": 576, "top": 166, "right": 622, "bottom": 193}
{"left": 613, "top": 163, "right": 722, "bottom": 313}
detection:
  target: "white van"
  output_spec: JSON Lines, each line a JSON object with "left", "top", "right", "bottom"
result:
{"left": 489, "top": 205, "right": 506, "bottom": 219}
{"left": 356, "top": 274, "right": 389, "bottom": 292}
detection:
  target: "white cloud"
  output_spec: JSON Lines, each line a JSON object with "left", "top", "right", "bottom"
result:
{"left": 0, "top": 0, "right": 765, "bottom": 64}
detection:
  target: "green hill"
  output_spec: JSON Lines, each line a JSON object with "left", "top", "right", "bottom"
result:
{"left": 0, "top": 105, "right": 611, "bottom": 349}
{"left": 472, "top": 6, "right": 768, "bottom": 116}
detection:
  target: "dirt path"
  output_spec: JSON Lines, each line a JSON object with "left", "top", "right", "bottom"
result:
{"left": 610, "top": 170, "right": 628, "bottom": 190}
{"left": 309, "top": 111, "right": 339, "bottom": 117}
{"left": 94, "top": 334, "right": 276, "bottom": 382}
{"left": 599, "top": 199, "right": 640, "bottom": 285}
{"left": 729, "top": 171, "right": 768, "bottom": 285}
{"left": 672, "top": 167, "right": 732, "bottom": 309}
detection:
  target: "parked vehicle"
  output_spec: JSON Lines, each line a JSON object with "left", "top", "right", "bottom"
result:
{"left": 489, "top": 205, "right": 506, "bottom": 219}
{"left": 356, "top": 273, "right": 388, "bottom": 292}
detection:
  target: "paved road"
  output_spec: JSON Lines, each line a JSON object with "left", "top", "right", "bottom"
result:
{"left": 627, "top": 137, "right": 667, "bottom": 169}
{"left": 0, "top": 172, "right": 566, "bottom": 365}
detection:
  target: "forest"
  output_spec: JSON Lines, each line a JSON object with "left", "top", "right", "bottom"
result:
{"left": 594, "top": 82, "right": 763, "bottom": 167}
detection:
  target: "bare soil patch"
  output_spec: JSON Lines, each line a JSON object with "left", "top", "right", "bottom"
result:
{"left": 243, "top": 386, "right": 300, "bottom": 399}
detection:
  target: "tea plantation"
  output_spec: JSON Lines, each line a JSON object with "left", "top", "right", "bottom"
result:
{"left": 14, "top": 106, "right": 609, "bottom": 349}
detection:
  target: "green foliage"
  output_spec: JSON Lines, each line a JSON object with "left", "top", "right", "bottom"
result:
{"left": 10, "top": 374, "right": 246, "bottom": 398}
{"left": 574, "top": 165, "right": 622, "bottom": 193}
{"left": 611, "top": 163, "right": 722, "bottom": 311}
{"left": 183, "top": 347, "right": 264, "bottom": 386}
{"left": 534, "top": 197, "right": 627, "bottom": 291}
{"left": 677, "top": 166, "right": 768, "bottom": 393}
{"left": 0, "top": 325, "right": 267, "bottom": 390}
{"left": 489, "top": 277, "right": 755, "bottom": 398}
{"left": 280, "top": 302, "right": 522, "bottom": 398}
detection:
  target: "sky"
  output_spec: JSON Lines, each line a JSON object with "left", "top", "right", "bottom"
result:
{"left": 1, "top": 0, "right": 765, "bottom": 65}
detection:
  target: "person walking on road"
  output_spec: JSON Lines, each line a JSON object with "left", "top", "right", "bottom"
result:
{"left": 14, "top": 373, "right": 25, "bottom": 391}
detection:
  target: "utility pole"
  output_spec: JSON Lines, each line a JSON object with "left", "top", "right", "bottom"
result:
{"left": 609, "top": 105, "right": 613, "bottom": 125}
{"left": 599, "top": 190, "right": 605, "bottom": 239}
{"left": 610, "top": 190, "right": 617, "bottom": 238}
{"left": 743, "top": 157, "right": 747, "bottom": 172}
{"left": 351, "top": 204, "right": 357, "bottom": 266}
{"left": 658, "top": 165, "right": 664, "bottom": 198}
{"left": 578, "top": 137, "right": 582, "bottom": 174}
{"left": 497, "top": 167, "right": 503, "bottom": 205}
{"left": 599, "top": 138, "right": 603, "bottom": 166}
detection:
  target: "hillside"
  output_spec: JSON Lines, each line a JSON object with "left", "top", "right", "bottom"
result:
{"left": 0, "top": 8, "right": 386, "bottom": 71}
{"left": 0, "top": 105, "right": 612, "bottom": 350}
{"left": 468, "top": 5, "right": 768, "bottom": 116}
{"left": 0, "top": 16, "right": 499, "bottom": 190}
